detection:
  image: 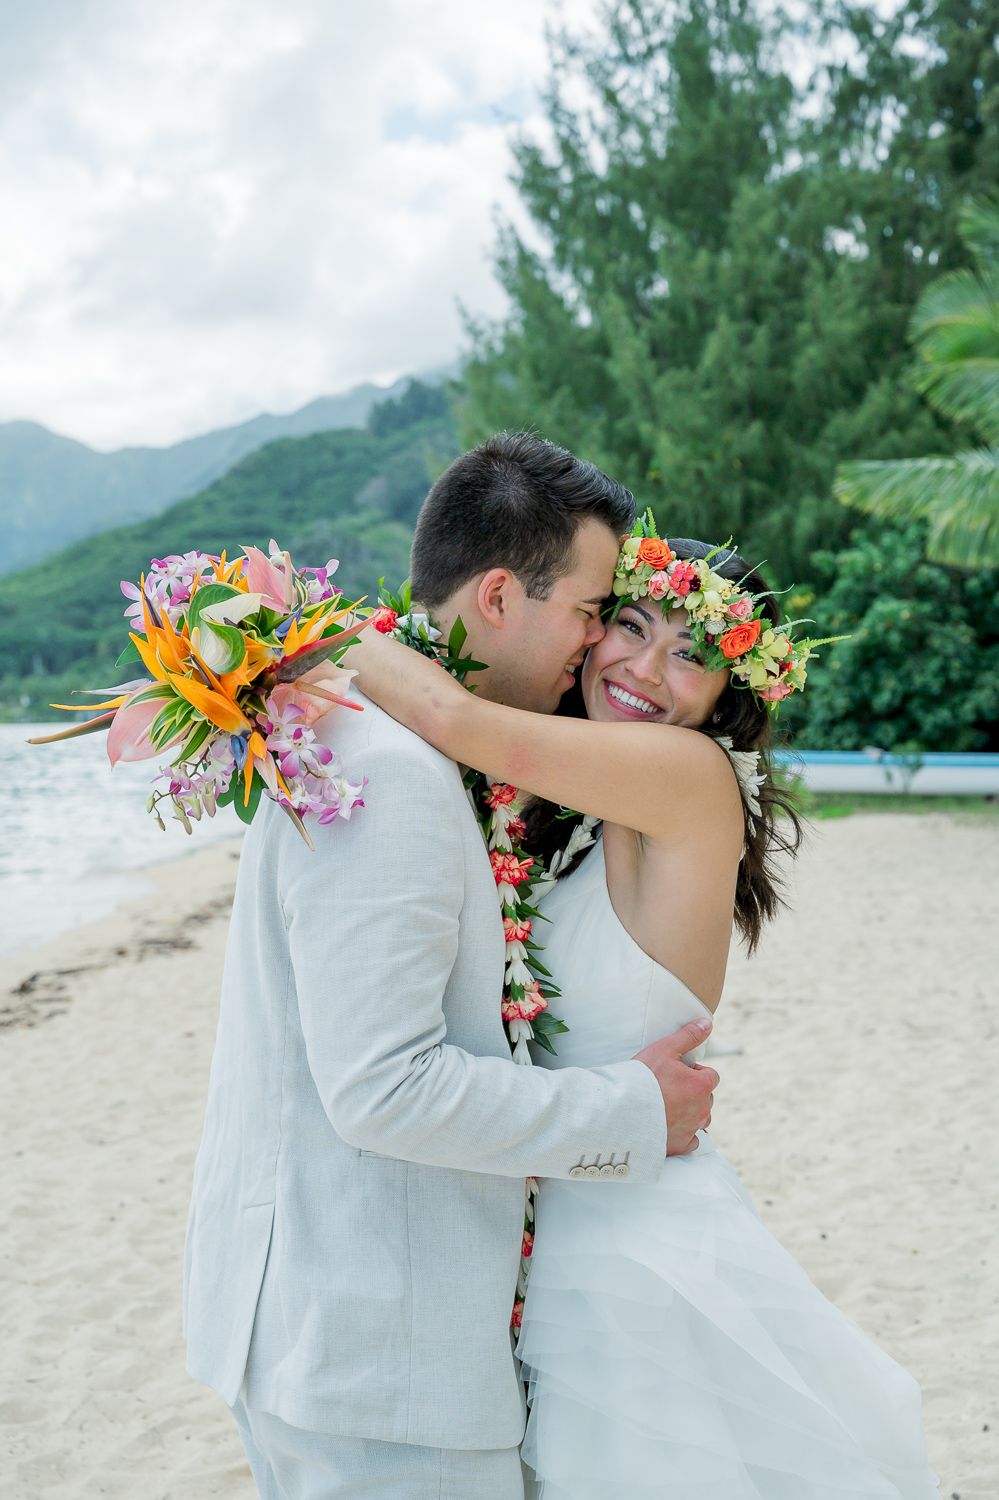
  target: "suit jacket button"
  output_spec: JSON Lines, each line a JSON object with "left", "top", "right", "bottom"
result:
{"left": 568, "top": 1166, "right": 586, "bottom": 1179}
{"left": 599, "top": 1164, "right": 615, "bottom": 1177}
{"left": 614, "top": 1163, "right": 630, "bottom": 1178}
{"left": 584, "top": 1165, "right": 601, "bottom": 1178}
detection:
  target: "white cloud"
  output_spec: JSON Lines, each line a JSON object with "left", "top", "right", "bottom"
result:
{"left": 0, "top": 0, "right": 602, "bottom": 448}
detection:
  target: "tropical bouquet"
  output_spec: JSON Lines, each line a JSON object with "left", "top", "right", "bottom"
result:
{"left": 30, "top": 543, "right": 372, "bottom": 846}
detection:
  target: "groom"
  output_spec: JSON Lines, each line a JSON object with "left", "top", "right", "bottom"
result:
{"left": 183, "top": 432, "right": 718, "bottom": 1499}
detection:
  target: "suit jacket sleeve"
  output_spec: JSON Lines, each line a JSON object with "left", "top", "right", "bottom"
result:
{"left": 278, "top": 741, "right": 668, "bottom": 1182}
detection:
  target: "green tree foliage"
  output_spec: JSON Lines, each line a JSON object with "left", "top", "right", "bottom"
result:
{"left": 2, "top": 391, "right": 457, "bottom": 721}
{"left": 779, "top": 523, "right": 999, "bottom": 750}
{"left": 836, "top": 195, "right": 999, "bottom": 565}
{"left": 458, "top": 0, "right": 998, "bottom": 588}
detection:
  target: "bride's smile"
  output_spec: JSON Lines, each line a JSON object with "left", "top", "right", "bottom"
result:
{"left": 582, "top": 602, "right": 729, "bottom": 729}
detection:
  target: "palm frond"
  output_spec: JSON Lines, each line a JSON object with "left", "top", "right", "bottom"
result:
{"left": 910, "top": 271, "right": 999, "bottom": 441}
{"left": 835, "top": 448, "right": 999, "bottom": 568}
{"left": 959, "top": 194, "right": 999, "bottom": 265}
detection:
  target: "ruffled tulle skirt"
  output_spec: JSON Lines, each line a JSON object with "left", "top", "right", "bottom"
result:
{"left": 518, "top": 1138, "right": 940, "bottom": 1499}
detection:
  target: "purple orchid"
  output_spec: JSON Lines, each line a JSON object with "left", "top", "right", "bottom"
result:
{"left": 259, "top": 692, "right": 365, "bottom": 827}
{"left": 120, "top": 551, "right": 217, "bottom": 634}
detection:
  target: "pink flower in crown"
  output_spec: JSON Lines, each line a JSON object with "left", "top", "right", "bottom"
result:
{"left": 646, "top": 570, "right": 671, "bottom": 601}
{"left": 728, "top": 594, "right": 754, "bottom": 621}
{"left": 485, "top": 782, "right": 519, "bottom": 809}
{"left": 521, "top": 1231, "right": 534, "bottom": 1258}
{"left": 666, "top": 559, "right": 698, "bottom": 596}
{"left": 503, "top": 916, "right": 533, "bottom": 943}
{"left": 511, "top": 1300, "right": 524, "bottom": 1329}
{"left": 757, "top": 679, "right": 794, "bottom": 702}
{"left": 490, "top": 850, "right": 533, "bottom": 887}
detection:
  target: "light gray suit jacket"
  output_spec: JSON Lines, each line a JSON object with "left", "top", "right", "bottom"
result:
{"left": 183, "top": 692, "right": 666, "bottom": 1449}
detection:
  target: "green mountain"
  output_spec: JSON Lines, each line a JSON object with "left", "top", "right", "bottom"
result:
{"left": 0, "top": 373, "right": 443, "bottom": 577}
{"left": 3, "top": 380, "right": 458, "bottom": 721}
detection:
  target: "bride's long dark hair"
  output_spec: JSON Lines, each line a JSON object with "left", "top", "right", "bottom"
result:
{"left": 521, "top": 537, "right": 804, "bottom": 955}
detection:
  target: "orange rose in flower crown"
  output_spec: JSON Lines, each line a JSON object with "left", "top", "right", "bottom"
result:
{"left": 636, "top": 536, "right": 675, "bottom": 570}
{"left": 611, "top": 509, "right": 845, "bottom": 711}
{"left": 719, "top": 619, "right": 762, "bottom": 659}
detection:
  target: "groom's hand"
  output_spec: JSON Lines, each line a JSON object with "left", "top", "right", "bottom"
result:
{"left": 634, "top": 1019, "right": 718, "bottom": 1156}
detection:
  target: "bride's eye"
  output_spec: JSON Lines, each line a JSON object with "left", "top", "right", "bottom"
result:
{"left": 618, "top": 616, "right": 645, "bottom": 637}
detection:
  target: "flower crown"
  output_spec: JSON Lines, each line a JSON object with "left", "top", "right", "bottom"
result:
{"left": 612, "top": 511, "right": 840, "bottom": 709}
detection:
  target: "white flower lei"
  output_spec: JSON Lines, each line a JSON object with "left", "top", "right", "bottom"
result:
{"left": 715, "top": 735, "right": 764, "bottom": 824}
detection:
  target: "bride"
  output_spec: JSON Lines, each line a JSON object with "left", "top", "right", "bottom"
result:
{"left": 344, "top": 518, "right": 940, "bottom": 1498}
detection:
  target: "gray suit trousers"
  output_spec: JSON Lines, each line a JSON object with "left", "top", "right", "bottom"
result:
{"left": 231, "top": 1395, "right": 529, "bottom": 1500}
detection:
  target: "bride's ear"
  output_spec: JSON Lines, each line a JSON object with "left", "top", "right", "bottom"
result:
{"left": 476, "top": 568, "right": 520, "bottom": 631}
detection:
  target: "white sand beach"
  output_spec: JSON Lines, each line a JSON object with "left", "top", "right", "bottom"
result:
{"left": 1, "top": 812, "right": 997, "bottom": 1499}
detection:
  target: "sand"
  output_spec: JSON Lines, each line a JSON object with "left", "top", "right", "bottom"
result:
{"left": 1, "top": 812, "right": 997, "bottom": 1499}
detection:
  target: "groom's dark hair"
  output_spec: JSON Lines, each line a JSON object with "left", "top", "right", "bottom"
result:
{"left": 410, "top": 432, "right": 635, "bottom": 605}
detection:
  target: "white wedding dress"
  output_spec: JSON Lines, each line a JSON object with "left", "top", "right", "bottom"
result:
{"left": 518, "top": 836, "right": 941, "bottom": 1499}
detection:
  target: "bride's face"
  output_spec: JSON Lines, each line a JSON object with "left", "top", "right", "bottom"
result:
{"left": 581, "top": 602, "right": 729, "bottom": 728}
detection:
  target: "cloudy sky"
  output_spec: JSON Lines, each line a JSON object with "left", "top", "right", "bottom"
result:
{"left": 0, "top": 0, "right": 601, "bottom": 450}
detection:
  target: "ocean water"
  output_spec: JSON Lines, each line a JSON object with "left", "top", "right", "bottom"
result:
{"left": 0, "top": 723, "right": 241, "bottom": 962}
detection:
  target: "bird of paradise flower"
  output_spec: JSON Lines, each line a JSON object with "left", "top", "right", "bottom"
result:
{"left": 29, "top": 543, "right": 371, "bottom": 847}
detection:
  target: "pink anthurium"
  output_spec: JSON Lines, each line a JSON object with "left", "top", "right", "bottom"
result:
{"left": 243, "top": 545, "right": 292, "bottom": 611}
{"left": 107, "top": 690, "right": 177, "bottom": 765}
{"left": 269, "top": 663, "right": 359, "bottom": 727}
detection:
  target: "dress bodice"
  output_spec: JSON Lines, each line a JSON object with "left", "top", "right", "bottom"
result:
{"left": 531, "top": 835, "right": 713, "bottom": 1071}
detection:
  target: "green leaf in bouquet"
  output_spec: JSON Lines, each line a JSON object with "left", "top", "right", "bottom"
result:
{"left": 186, "top": 582, "right": 242, "bottom": 634}
{"left": 181, "top": 719, "right": 213, "bottom": 759}
{"left": 115, "top": 640, "right": 143, "bottom": 667}
{"left": 151, "top": 699, "right": 191, "bottom": 749}
{"left": 128, "top": 683, "right": 173, "bottom": 708}
{"left": 233, "top": 773, "right": 263, "bottom": 825}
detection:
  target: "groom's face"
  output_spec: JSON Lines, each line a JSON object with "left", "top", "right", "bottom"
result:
{"left": 496, "top": 517, "right": 621, "bottom": 714}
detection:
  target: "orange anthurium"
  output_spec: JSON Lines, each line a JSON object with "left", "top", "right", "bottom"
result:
{"left": 167, "top": 673, "right": 252, "bottom": 733}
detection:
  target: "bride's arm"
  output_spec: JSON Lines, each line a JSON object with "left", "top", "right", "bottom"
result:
{"left": 344, "top": 631, "right": 742, "bottom": 845}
